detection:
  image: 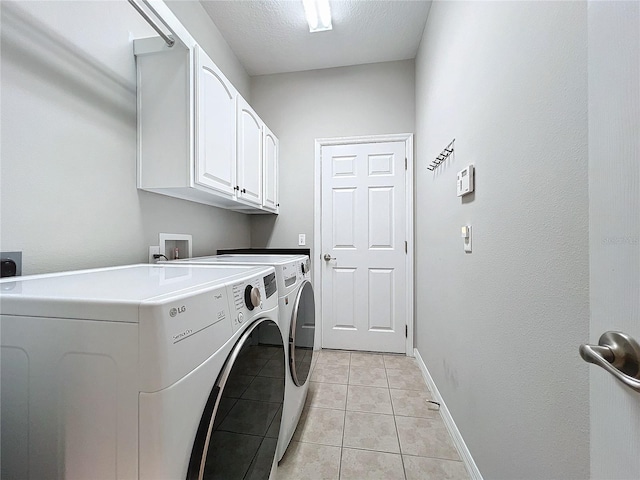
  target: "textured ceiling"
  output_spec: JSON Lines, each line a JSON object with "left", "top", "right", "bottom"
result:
{"left": 199, "top": 0, "right": 432, "bottom": 76}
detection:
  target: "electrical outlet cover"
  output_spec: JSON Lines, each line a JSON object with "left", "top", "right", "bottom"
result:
{"left": 0, "top": 251, "right": 22, "bottom": 276}
{"left": 148, "top": 246, "right": 160, "bottom": 263}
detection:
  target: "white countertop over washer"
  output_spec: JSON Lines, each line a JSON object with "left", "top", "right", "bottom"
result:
{"left": 0, "top": 263, "right": 265, "bottom": 321}
{"left": 170, "top": 254, "right": 311, "bottom": 296}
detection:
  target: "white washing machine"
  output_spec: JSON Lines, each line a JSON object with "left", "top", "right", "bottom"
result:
{"left": 0, "top": 263, "right": 284, "bottom": 480}
{"left": 169, "top": 254, "right": 316, "bottom": 460}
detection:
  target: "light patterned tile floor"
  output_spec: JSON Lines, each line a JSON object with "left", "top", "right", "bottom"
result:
{"left": 277, "top": 350, "right": 470, "bottom": 480}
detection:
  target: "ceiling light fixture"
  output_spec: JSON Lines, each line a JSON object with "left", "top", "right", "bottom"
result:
{"left": 302, "top": 0, "right": 332, "bottom": 33}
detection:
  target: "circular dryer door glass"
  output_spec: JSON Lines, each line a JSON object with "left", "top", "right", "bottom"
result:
{"left": 187, "top": 318, "right": 285, "bottom": 480}
{"left": 289, "top": 280, "right": 315, "bottom": 387}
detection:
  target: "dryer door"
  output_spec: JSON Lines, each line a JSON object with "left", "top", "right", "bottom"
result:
{"left": 289, "top": 280, "right": 316, "bottom": 387}
{"left": 187, "top": 318, "right": 285, "bottom": 480}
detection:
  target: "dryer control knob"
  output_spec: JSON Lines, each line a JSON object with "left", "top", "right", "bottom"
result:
{"left": 244, "top": 285, "right": 261, "bottom": 310}
{"left": 250, "top": 287, "right": 261, "bottom": 308}
{"left": 238, "top": 312, "right": 244, "bottom": 324}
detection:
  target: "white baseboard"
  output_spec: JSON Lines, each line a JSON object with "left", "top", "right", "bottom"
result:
{"left": 413, "top": 348, "right": 483, "bottom": 480}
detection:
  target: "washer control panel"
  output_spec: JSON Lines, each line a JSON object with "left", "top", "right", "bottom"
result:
{"left": 300, "top": 258, "right": 311, "bottom": 278}
{"left": 229, "top": 268, "right": 277, "bottom": 333}
{"left": 232, "top": 280, "right": 258, "bottom": 312}
{"left": 282, "top": 262, "right": 297, "bottom": 289}
{"left": 263, "top": 272, "right": 277, "bottom": 298}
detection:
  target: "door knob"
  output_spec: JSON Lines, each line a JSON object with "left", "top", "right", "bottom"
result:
{"left": 580, "top": 331, "right": 640, "bottom": 393}
{"left": 323, "top": 253, "right": 336, "bottom": 261}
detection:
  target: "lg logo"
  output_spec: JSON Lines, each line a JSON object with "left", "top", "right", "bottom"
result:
{"left": 169, "top": 306, "right": 187, "bottom": 317}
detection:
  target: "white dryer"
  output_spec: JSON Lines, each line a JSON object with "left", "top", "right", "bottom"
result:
{"left": 169, "top": 254, "right": 316, "bottom": 460}
{"left": 0, "top": 263, "right": 284, "bottom": 480}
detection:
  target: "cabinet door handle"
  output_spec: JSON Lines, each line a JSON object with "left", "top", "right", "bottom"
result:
{"left": 234, "top": 186, "right": 239, "bottom": 191}
{"left": 241, "top": 188, "right": 246, "bottom": 193}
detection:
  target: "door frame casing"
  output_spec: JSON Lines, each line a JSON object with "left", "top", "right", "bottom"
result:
{"left": 313, "top": 133, "right": 414, "bottom": 356}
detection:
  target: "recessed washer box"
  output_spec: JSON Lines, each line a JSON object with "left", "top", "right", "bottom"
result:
{"left": 159, "top": 233, "right": 192, "bottom": 260}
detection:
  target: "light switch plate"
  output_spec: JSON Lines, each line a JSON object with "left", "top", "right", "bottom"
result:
{"left": 298, "top": 234, "right": 306, "bottom": 246}
{"left": 463, "top": 226, "right": 472, "bottom": 252}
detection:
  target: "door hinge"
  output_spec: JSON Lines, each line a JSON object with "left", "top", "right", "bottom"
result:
{"left": 405, "top": 325, "right": 408, "bottom": 338}
{"left": 405, "top": 241, "right": 408, "bottom": 254}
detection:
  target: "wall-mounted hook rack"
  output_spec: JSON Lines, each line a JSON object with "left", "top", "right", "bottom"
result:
{"left": 428, "top": 139, "right": 455, "bottom": 171}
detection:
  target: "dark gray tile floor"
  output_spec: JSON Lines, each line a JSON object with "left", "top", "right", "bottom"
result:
{"left": 276, "top": 350, "right": 470, "bottom": 479}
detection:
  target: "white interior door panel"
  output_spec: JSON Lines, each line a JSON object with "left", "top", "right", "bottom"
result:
{"left": 320, "top": 140, "right": 408, "bottom": 353}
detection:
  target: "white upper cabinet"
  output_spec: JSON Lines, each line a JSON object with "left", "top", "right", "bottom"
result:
{"left": 236, "top": 96, "right": 263, "bottom": 207}
{"left": 195, "top": 47, "right": 237, "bottom": 198}
{"left": 262, "top": 125, "right": 279, "bottom": 213}
{"left": 134, "top": 36, "right": 278, "bottom": 214}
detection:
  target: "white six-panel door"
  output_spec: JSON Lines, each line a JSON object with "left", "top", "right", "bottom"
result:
{"left": 320, "top": 139, "right": 409, "bottom": 353}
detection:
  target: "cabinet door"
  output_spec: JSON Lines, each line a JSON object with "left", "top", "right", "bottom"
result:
{"left": 236, "top": 96, "right": 263, "bottom": 206}
{"left": 195, "top": 47, "right": 237, "bottom": 197}
{"left": 262, "top": 126, "right": 279, "bottom": 213}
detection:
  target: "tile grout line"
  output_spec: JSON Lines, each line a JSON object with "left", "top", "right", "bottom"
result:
{"left": 401, "top": 452, "right": 469, "bottom": 463}
{"left": 338, "top": 352, "right": 352, "bottom": 480}
{"left": 388, "top": 366, "right": 409, "bottom": 480}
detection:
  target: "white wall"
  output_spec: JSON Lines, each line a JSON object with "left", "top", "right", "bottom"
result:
{"left": 0, "top": 1, "right": 251, "bottom": 275}
{"left": 249, "top": 60, "right": 415, "bottom": 255}
{"left": 414, "top": 2, "right": 590, "bottom": 479}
